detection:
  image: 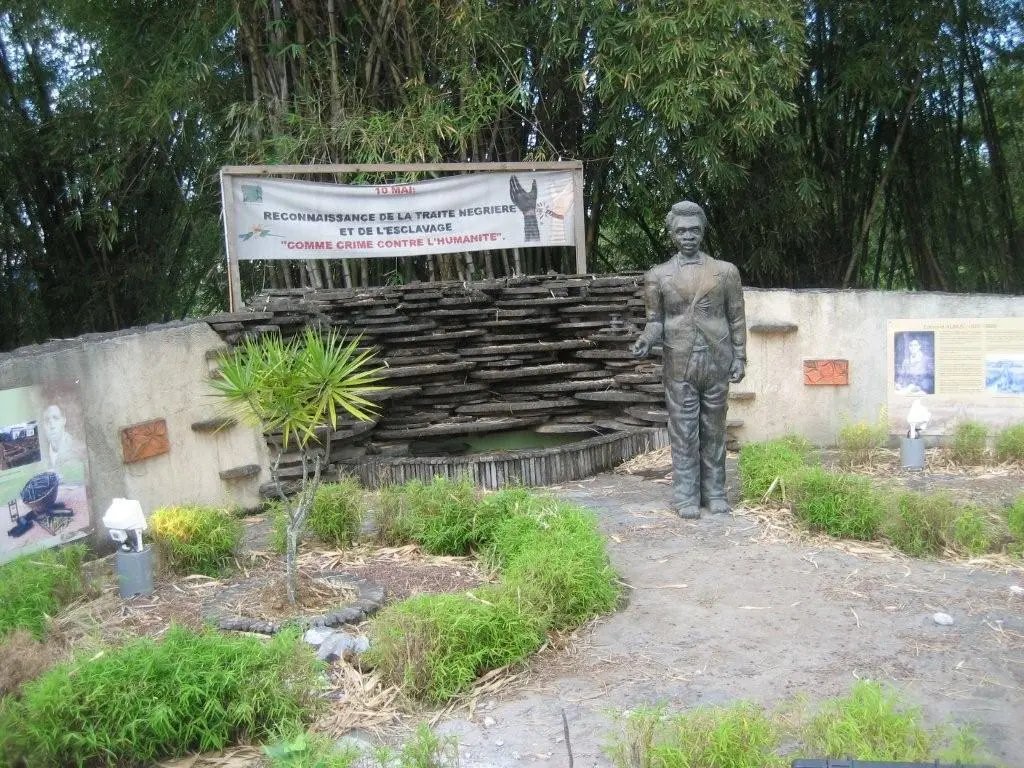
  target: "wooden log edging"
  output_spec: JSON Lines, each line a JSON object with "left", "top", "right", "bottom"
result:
{"left": 337, "top": 427, "right": 669, "bottom": 490}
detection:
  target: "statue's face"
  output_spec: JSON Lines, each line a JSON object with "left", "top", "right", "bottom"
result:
{"left": 670, "top": 215, "right": 704, "bottom": 257}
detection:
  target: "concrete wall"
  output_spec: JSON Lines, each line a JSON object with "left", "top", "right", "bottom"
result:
{"left": 737, "top": 289, "right": 1023, "bottom": 444}
{"left": 0, "top": 322, "right": 271, "bottom": 553}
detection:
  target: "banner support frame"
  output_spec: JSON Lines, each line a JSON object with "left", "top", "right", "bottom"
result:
{"left": 221, "top": 161, "right": 586, "bottom": 312}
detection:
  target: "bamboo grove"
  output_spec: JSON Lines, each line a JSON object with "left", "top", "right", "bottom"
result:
{"left": 1, "top": 0, "right": 1021, "bottom": 349}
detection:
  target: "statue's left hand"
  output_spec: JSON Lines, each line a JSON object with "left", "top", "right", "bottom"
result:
{"left": 729, "top": 359, "right": 746, "bottom": 384}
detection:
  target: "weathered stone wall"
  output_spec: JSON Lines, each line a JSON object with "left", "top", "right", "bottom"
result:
{"left": 207, "top": 275, "right": 694, "bottom": 484}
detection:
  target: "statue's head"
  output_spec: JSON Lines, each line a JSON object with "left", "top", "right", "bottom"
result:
{"left": 665, "top": 201, "right": 707, "bottom": 257}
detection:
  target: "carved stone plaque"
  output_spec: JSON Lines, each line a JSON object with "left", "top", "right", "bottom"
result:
{"left": 121, "top": 418, "right": 170, "bottom": 463}
{"left": 803, "top": 359, "right": 849, "bottom": 386}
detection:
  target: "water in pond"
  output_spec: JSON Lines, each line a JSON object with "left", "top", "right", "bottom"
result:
{"left": 408, "top": 428, "right": 610, "bottom": 457}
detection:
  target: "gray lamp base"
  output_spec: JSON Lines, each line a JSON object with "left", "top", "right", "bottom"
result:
{"left": 116, "top": 547, "right": 154, "bottom": 598}
{"left": 900, "top": 437, "right": 926, "bottom": 471}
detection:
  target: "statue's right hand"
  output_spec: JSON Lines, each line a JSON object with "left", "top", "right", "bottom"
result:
{"left": 631, "top": 337, "right": 651, "bottom": 358}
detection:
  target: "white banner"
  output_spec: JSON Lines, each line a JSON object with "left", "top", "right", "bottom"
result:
{"left": 228, "top": 171, "right": 577, "bottom": 260}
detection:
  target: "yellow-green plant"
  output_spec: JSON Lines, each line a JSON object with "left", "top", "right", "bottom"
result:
{"left": 149, "top": 505, "right": 242, "bottom": 576}
{"left": 211, "top": 328, "right": 384, "bottom": 604}
{"left": 837, "top": 412, "right": 889, "bottom": 466}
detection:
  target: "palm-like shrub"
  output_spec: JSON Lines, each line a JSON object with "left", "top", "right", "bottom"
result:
{"left": 211, "top": 328, "right": 383, "bottom": 604}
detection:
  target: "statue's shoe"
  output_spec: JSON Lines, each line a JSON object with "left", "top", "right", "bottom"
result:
{"left": 674, "top": 505, "right": 701, "bottom": 519}
{"left": 707, "top": 499, "right": 732, "bottom": 515}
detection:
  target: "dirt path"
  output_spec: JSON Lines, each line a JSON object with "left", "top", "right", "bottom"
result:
{"left": 432, "top": 469, "right": 1024, "bottom": 768}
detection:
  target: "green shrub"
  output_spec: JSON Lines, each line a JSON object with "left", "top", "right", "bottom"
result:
{"left": 266, "top": 499, "right": 289, "bottom": 554}
{"left": 366, "top": 483, "right": 619, "bottom": 702}
{"left": 994, "top": 423, "right": 1024, "bottom": 463}
{"left": 789, "top": 467, "right": 884, "bottom": 540}
{"left": 737, "top": 435, "right": 814, "bottom": 501}
{"left": 948, "top": 421, "right": 988, "bottom": 465}
{"left": 150, "top": 504, "right": 243, "bottom": 576}
{"left": 1008, "top": 497, "right": 1024, "bottom": 544}
{"left": 607, "top": 703, "right": 785, "bottom": 768}
{"left": 949, "top": 507, "right": 992, "bottom": 557}
{"left": 804, "top": 680, "right": 981, "bottom": 763}
{"left": 377, "top": 476, "right": 488, "bottom": 554}
{"left": 884, "top": 492, "right": 959, "bottom": 557}
{"left": 0, "top": 545, "right": 86, "bottom": 639}
{"left": 371, "top": 724, "right": 459, "bottom": 768}
{"left": 307, "top": 479, "right": 364, "bottom": 548}
{"left": 837, "top": 416, "right": 889, "bottom": 466}
{"left": 364, "top": 589, "right": 546, "bottom": 703}
{"left": 603, "top": 682, "right": 991, "bottom": 768}
{"left": 0, "top": 626, "right": 322, "bottom": 767}
{"left": 264, "top": 725, "right": 458, "bottom": 768}
{"left": 264, "top": 730, "right": 359, "bottom": 768}
{"left": 488, "top": 500, "right": 619, "bottom": 630}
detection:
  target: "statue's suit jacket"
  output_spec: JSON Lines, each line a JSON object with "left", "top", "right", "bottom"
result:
{"left": 642, "top": 252, "right": 747, "bottom": 382}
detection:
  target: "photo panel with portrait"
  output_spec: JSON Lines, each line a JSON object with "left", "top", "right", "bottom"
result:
{"left": 893, "top": 330, "right": 936, "bottom": 395}
{"left": 0, "top": 383, "right": 91, "bottom": 563}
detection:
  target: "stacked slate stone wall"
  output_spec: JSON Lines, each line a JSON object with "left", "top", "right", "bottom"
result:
{"left": 206, "top": 274, "right": 739, "bottom": 483}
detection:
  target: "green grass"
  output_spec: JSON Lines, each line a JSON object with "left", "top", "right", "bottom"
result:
{"left": 737, "top": 435, "right": 814, "bottom": 501}
{"left": 487, "top": 499, "right": 619, "bottom": 630}
{"left": 949, "top": 421, "right": 988, "bottom": 465}
{"left": 0, "top": 545, "right": 86, "bottom": 639}
{"left": 604, "top": 681, "right": 992, "bottom": 767}
{"left": 608, "top": 702, "right": 785, "bottom": 768}
{"left": 264, "top": 730, "right": 360, "bottom": 768}
{"left": 837, "top": 416, "right": 889, "bottom": 467}
{"left": 883, "top": 492, "right": 995, "bottom": 558}
{"left": 949, "top": 506, "right": 993, "bottom": 557}
{"left": 364, "top": 589, "right": 546, "bottom": 703}
{"left": 1008, "top": 497, "right": 1024, "bottom": 548}
{"left": 149, "top": 504, "right": 244, "bottom": 576}
{"left": 307, "top": 479, "right": 364, "bottom": 548}
{"left": 884, "top": 492, "right": 959, "bottom": 557}
{"left": 370, "top": 724, "right": 459, "bottom": 768}
{"left": 263, "top": 726, "right": 459, "bottom": 768}
{"left": 376, "top": 476, "right": 492, "bottom": 554}
{"left": 0, "top": 626, "right": 322, "bottom": 767}
{"left": 804, "top": 680, "right": 982, "bottom": 763}
{"left": 994, "top": 423, "right": 1024, "bottom": 463}
{"left": 366, "top": 484, "right": 619, "bottom": 702}
{"left": 789, "top": 467, "right": 885, "bottom": 540}
{"left": 267, "top": 499, "right": 289, "bottom": 554}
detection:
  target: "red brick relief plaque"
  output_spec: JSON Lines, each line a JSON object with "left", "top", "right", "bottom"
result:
{"left": 803, "top": 359, "right": 849, "bottom": 386}
{"left": 121, "top": 419, "right": 170, "bottom": 463}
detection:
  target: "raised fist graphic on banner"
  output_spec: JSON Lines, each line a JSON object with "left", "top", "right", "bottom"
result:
{"left": 509, "top": 175, "right": 540, "bottom": 241}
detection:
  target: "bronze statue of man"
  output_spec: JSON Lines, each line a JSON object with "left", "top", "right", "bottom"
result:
{"left": 631, "top": 201, "right": 747, "bottom": 519}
